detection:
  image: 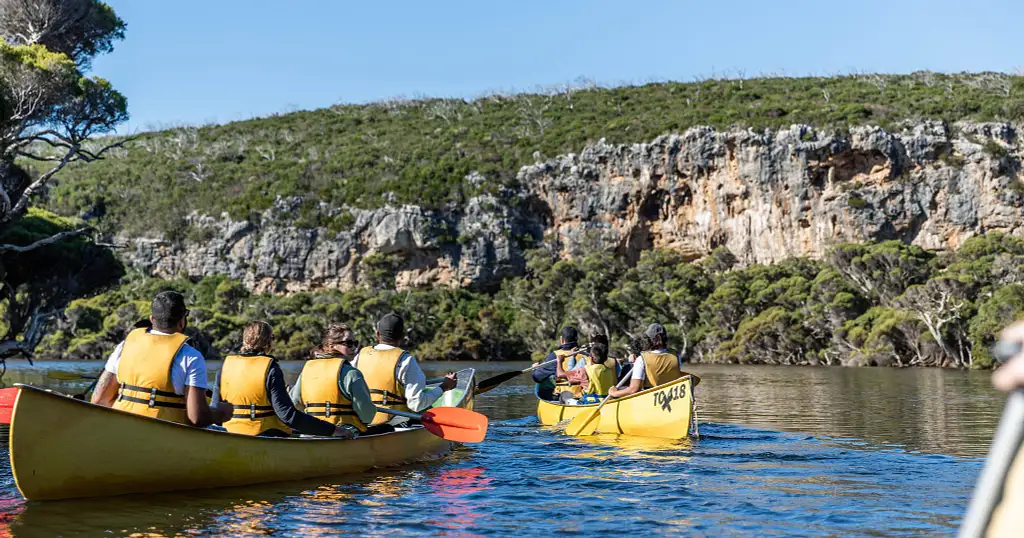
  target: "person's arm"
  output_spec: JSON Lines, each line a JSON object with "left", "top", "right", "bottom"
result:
{"left": 609, "top": 357, "right": 645, "bottom": 398}
{"left": 182, "top": 355, "right": 232, "bottom": 427}
{"left": 531, "top": 352, "right": 558, "bottom": 383}
{"left": 994, "top": 321, "right": 1024, "bottom": 391}
{"left": 399, "top": 354, "right": 444, "bottom": 412}
{"left": 609, "top": 378, "right": 642, "bottom": 398}
{"left": 340, "top": 365, "right": 377, "bottom": 426}
{"left": 91, "top": 371, "right": 119, "bottom": 407}
{"left": 91, "top": 341, "right": 124, "bottom": 407}
{"left": 266, "top": 363, "right": 336, "bottom": 437}
{"left": 211, "top": 369, "right": 223, "bottom": 405}
{"left": 289, "top": 378, "right": 303, "bottom": 408}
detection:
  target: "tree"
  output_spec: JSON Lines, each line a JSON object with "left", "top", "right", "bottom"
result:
{"left": 0, "top": 0, "right": 128, "bottom": 358}
{"left": 827, "top": 241, "right": 934, "bottom": 304}
{"left": 969, "top": 285, "right": 1024, "bottom": 368}
{"left": 896, "top": 277, "right": 974, "bottom": 367}
{"left": 609, "top": 249, "right": 713, "bottom": 357}
{"left": 500, "top": 249, "right": 581, "bottom": 357}
{"left": 567, "top": 250, "right": 625, "bottom": 342}
{"left": 0, "top": 0, "right": 125, "bottom": 67}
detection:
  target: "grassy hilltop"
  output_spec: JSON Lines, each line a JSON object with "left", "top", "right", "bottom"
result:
{"left": 43, "top": 72, "right": 1024, "bottom": 238}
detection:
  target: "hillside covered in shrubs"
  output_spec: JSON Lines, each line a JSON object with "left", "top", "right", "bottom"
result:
{"left": 38, "top": 233, "right": 1024, "bottom": 368}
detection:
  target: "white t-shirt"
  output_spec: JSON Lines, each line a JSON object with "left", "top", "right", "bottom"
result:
{"left": 103, "top": 330, "right": 208, "bottom": 394}
{"left": 630, "top": 350, "right": 685, "bottom": 382}
{"left": 351, "top": 344, "right": 443, "bottom": 412}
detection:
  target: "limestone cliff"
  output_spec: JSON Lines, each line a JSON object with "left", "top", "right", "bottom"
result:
{"left": 119, "top": 121, "right": 1024, "bottom": 290}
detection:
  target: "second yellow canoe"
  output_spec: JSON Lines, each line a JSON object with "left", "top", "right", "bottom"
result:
{"left": 536, "top": 375, "right": 697, "bottom": 440}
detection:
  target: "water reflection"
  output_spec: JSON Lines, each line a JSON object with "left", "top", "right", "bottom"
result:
{"left": 422, "top": 467, "right": 492, "bottom": 537}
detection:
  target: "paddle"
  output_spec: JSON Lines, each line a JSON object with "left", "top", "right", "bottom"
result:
{"left": 959, "top": 341, "right": 1024, "bottom": 538}
{"left": 375, "top": 406, "right": 488, "bottom": 443}
{"left": 475, "top": 358, "right": 558, "bottom": 395}
{"left": 47, "top": 371, "right": 98, "bottom": 381}
{"left": 564, "top": 373, "right": 632, "bottom": 437}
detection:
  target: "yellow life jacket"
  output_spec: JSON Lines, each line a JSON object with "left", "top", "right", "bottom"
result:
{"left": 298, "top": 357, "right": 366, "bottom": 432}
{"left": 112, "top": 328, "right": 189, "bottom": 424}
{"left": 643, "top": 351, "right": 683, "bottom": 388}
{"left": 357, "top": 346, "right": 410, "bottom": 425}
{"left": 220, "top": 354, "right": 291, "bottom": 436}
{"left": 553, "top": 348, "right": 583, "bottom": 399}
{"left": 584, "top": 362, "right": 617, "bottom": 396}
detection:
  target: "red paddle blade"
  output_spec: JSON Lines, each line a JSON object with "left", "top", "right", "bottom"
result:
{"left": 421, "top": 407, "right": 488, "bottom": 443}
{"left": 0, "top": 388, "right": 18, "bottom": 425}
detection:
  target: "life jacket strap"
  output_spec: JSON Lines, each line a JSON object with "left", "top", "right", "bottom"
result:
{"left": 226, "top": 402, "right": 276, "bottom": 420}
{"left": 117, "top": 382, "right": 185, "bottom": 408}
{"left": 369, "top": 389, "right": 406, "bottom": 405}
{"left": 305, "top": 402, "right": 356, "bottom": 418}
{"left": 115, "top": 394, "right": 187, "bottom": 409}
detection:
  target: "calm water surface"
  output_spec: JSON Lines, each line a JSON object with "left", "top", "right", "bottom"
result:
{"left": 0, "top": 361, "right": 1005, "bottom": 537}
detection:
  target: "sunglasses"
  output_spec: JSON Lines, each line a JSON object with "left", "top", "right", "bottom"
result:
{"left": 340, "top": 340, "right": 358, "bottom": 347}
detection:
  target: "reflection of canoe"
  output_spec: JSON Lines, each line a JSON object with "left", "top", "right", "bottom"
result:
{"left": 536, "top": 375, "right": 696, "bottom": 440}
{"left": 9, "top": 369, "right": 476, "bottom": 501}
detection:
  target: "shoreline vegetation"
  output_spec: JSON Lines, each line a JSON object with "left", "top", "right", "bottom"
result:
{"left": 7, "top": 68, "right": 1024, "bottom": 366}
{"left": 27, "top": 230, "right": 1024, "bottom": 369}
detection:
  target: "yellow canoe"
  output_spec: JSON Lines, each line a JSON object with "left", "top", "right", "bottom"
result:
{"left": 10, "top": 369, "right": 476, "bottom": 501}
{"left": 536, "top": 375, "right": 697, "bottom": 440}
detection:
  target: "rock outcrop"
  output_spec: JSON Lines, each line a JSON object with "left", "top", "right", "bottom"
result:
{"left": 120, "top": 121, "right": 1024, "bottom": 291}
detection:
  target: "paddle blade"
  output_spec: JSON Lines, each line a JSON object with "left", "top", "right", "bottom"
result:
{"left": 0, "top": 387, "right": 18, "bottom": 425}
{"left": 475, "top": 370, "right": 522, "bottom": 395}
{"left": 421, "top": 407, "right": 488, "bottom": 443}
{"left": 46, "top": 371, "right": 96, "bottom": 381}
{"left": 565, "top": 408, "right": 601, "bottom": 437}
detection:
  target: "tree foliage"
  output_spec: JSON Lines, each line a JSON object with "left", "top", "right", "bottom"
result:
{"left": 0, "top": 0, "right": 127, "bottom": 358}
{"left": 36, "top": 233, "right": 1024, "bottom": 369}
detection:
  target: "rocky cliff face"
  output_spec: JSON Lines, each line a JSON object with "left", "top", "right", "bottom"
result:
{"left": 120, "top": 121, "right": 1024, "bottom": 290}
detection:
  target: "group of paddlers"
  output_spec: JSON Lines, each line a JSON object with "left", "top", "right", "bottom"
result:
{"left": 90, "top": 291, "right": 458, "bottom": 438}
{"left": 532, "top": 323, "right": 690, "bottom": 403}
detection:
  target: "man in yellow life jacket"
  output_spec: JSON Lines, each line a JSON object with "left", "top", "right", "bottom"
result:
{"left": 289, "top": 323, "right": 379, "bottom": 436}
{"left": 213, "top": 321, "right": 355, "bottom": 438}
{"left": 91, "top": 291, "right": 232, "bottom": 427}
{"left": 609, "top": 323, "right": 689, "bottom": 398}
{"left": 353, "top": 313, "right": 457, "bottom": 425}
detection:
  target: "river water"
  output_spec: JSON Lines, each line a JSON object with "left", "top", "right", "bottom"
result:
{"left": 0, "top": 361, "right": 1004, "bottom": 537}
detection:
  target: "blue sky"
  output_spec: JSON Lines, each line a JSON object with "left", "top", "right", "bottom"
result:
{"left": 94, "top": 0, "right": 1023, "bottom": 133}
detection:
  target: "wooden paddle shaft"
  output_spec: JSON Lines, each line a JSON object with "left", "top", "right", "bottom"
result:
{"left": 959, "top": 389, "right": 1024, "bottom": 538}
{"left": 959, "top": 340, "right": 1024, "bottom": 538}
{"left": 526, "top": 358, "right": 557, "bottom": 372}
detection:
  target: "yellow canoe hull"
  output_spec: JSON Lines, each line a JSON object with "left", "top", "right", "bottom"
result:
{"left": 536, "top": 375, "right": 696, "bottom": 440}
{"left": 10, "top": 369, "right": 476, "bottom": 501}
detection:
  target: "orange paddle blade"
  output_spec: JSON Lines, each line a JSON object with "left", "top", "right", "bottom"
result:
{"left": 0, "top": 387, "right": 18, "bottom": 425}
{"left": 421, "top": 407, "right": 488, "bottom": 443}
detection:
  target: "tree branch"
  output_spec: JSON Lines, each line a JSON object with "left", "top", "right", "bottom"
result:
{"left": 0, "top": 226, "right": 90, "bottom": 253}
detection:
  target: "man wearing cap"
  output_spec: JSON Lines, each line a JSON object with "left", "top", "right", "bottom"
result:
{"left": 608, "top": 323, "right": 688, "bottom": 398}
{"left": 353, "top": 312, "right": 457, "bottom": 425}
{"left": 91, "top": 291, "right": 233, "bottom": 427}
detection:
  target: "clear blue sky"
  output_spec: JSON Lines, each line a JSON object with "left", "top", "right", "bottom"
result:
{"left": 93, "top": 0, "right": 1023, "bottom": 133}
